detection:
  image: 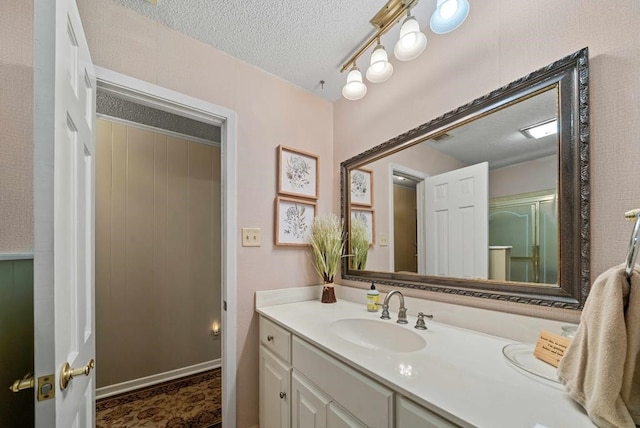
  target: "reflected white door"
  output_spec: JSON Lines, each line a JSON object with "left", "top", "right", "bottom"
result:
{"left": 425, "top": 162, "right": 488, "bottom": 279}
{"left": 34, "top": 0, "right": 97, "bottom": 425}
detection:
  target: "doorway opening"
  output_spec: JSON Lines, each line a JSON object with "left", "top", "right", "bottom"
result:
{"left": 94, "top": 93, "right": 222, "bottom": 398}
{"left": 95, "top": 68, "right": 237, "bottom": 427}
{"left": 388, "top": 164, "right": 427, "bottom": 275}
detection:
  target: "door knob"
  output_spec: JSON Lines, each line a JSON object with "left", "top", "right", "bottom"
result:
{"left": 59, "top": 359, "right": 95, "bottom": 390}
{"left": 9, "top": 373, "right": 34, "bottom": 393}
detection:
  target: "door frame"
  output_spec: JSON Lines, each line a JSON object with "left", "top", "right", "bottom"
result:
{"left": 95, "top": 67, "right": 238, "bottom": 427}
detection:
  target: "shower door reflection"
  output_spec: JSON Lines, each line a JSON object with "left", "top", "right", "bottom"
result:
{"left": 489, "top": 192, "right": 558, "bottom": 285}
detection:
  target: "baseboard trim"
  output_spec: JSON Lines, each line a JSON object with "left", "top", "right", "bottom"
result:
{"left": 96, "top": 359, "right": 221, "bottom": 400}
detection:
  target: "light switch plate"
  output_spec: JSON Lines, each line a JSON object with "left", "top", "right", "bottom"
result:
{"left": 242, "top": 227, "right": 261, "bottom": 247}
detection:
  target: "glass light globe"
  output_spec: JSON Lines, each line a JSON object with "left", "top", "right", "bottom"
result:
{"left": 439, "top": 0, "right": 458, "bottom": 19}
{"left": 394, "top": 16, "right": 427, "bottom": 62}
{"left": 366, "top": 45, "right": 394, "bottom": 83}
{"left": 342, "top": 67, "right": 367, "bottom": 100}
{"left": 430, "top": 0, "right": 470, "bottom": 34}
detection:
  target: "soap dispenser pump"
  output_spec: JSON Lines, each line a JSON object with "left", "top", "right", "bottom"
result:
{"left": 367, "top": 282, "right": 379, "bottom": 312}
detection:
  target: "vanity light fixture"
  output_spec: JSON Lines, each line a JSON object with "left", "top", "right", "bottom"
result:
{"left": 394, "top": 14, "right": 428, "bottom": 61}
{"left": 366, "top": 41, "right": 394, "bottom": 83}
{"left": 340, "top": 0, "right": 470, "bottom": 100}
{"left": 342, "top": 66, "right": 368, "bottom": 100}
{"left": 430, "top": 0, "right": 470, "bottom": 34}
{"left": 520, "top": 119, "right": 558, "bottom": 139}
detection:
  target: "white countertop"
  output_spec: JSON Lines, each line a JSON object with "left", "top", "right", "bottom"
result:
{"left": 257, "top": 296, "right": 593, "bottom": 428}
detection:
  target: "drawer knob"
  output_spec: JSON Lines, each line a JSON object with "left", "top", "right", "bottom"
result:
{"left": 267, "top": 335, "right": 274, "bottom": 342}
{"left": 279, "top": 391, "right": 286, "bottom": 399}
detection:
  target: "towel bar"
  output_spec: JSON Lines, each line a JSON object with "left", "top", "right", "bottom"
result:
{"left": 625, "top": 209, "right": 640, "bottom": 279}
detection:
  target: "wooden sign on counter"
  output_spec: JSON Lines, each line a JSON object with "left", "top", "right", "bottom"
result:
{"left": 533, "top": 331, "right": 572, "bottom": 367}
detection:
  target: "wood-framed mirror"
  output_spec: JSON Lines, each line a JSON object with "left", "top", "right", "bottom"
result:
{"left": 340, "top": 48, "right": 589, "bottom": 309}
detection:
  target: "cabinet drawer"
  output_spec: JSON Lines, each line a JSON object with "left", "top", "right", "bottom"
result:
{"left": 292, "top": 337, "right": 393, "bottom": 428}
{"left": 260, "top": 316, "right": 292, "bottom": 363}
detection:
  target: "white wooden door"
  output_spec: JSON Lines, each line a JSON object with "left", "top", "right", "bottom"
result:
{"left": 425, "top": 162, "right": 488, "bottom": 279}
{"left": 33, "top": 0, "right": 96, "bottom": 425}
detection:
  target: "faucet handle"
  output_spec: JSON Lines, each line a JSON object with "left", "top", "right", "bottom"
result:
{"left": 414, "top": 312, "right": 433, "bottom": 330}
{"left": 380, "top": 304, "right": 391, "bottom": 320}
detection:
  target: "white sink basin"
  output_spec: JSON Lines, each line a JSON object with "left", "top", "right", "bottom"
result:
{"left": 330, "top": 318, "right": 426, "bottom": 353}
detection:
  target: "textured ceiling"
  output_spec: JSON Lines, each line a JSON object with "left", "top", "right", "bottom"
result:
{"left": 428, "top": 88, "right": 559, "bottom": 169}
{"left": 110, "top": 0, "right": 438, "bottom": 102}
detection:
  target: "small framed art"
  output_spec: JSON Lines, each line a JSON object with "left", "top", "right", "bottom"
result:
{"left": 350, "top": 168, "right": 373, "bottom": 206}
{"left": 277, "top": 145, "right": 319, "bottom": 200}
{"left": 275, "top": 196, "right": 317, "bottom": 246}
{"left": 351, "top": 207, "right": 375, "bottom": 245}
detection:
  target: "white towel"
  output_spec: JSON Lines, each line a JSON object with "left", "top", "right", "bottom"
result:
{"left": 558, "top": 264, "right": 640, "bottom": 427}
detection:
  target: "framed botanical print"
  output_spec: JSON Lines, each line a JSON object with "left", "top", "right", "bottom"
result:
{"left": 351, "top": 207, "right": 375, "bottom": 245}
{"left": 275, "top": 196, "right": 316, "bottom": 246}
{"left": 350, "top": 168, "right": 373, "bottom": 206}
{"left": 277, "top": 145, "right": 319, "bottom": 200}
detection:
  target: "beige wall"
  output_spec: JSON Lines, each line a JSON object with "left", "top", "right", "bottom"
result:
{"left": 95, "top": 119, "right": 222, "bottom": 387}
{"left": 334, "top": 0, "right": 640, "bottom": 319}
{"left": 489, "top": 155, "right": 557, "bottom": 199}
{"left": 0, "top": 1, "right": 32, "bottom": 253}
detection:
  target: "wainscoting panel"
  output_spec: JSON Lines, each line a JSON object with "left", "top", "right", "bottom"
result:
{"left": 96, "top": 118, "right": 221, "bottom": 388}
{"left": 0, "top": 258, "right": 34, "bottom": 427}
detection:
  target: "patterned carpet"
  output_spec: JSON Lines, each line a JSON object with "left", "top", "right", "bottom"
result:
{"left": 96, "top": 368, "right": 222, "bottom": 428}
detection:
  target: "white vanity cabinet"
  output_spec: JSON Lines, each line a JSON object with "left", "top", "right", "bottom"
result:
{"left": 260, "top": 316, "right": 292, "bottom": 428}
{"left": 261, "top": 314, "right": 455, "bottom": 428}
{"left": 257, "top": 296, "right": 596, "bottom": 428}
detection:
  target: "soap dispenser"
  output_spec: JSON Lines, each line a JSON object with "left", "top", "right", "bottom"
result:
{"left": 367, "top": 282, "right": 379, "bottom": 312}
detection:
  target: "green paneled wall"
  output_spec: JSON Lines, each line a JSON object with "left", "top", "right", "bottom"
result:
{"left": 0, "top": 259, "right": 34, "bottom": 427}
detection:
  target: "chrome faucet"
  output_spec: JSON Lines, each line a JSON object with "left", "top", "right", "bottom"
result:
{"left": 380, "top": 290, "right": 408, "bottom": 324}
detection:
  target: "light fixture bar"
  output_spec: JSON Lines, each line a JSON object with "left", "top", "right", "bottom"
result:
{"left": 340, "top": 0, "right": 419, "bottom": 73}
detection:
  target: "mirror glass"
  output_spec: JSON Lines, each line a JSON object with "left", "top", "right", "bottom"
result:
{"left": 340, "top": 48, "right": 589, "bottom": 309}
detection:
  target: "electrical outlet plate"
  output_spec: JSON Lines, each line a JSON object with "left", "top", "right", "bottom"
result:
{"left": 242, "top": 227, "right": 261, "bottom": 247}
{"left": 379, "top": 233, "right": 389, "bottom": 246}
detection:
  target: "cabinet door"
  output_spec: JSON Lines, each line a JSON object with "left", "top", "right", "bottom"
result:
{"left": 328, "top": 402, "right": 367, "bottom": 428}
{"left": 397, "top": 396, "right": 459, "bottom": 428}
{"left": 292, "top": 371, "right": 329, "bottom": 428}
{"left": 260, "top": 347, "right": 291, "bottom": 428}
